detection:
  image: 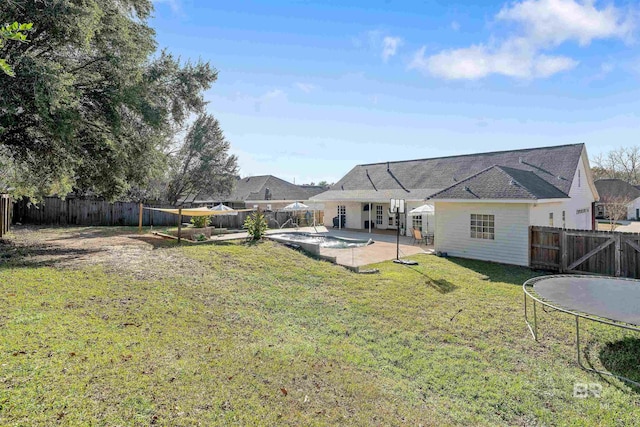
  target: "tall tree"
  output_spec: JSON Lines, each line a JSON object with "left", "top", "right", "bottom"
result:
{"left": 0, "top": 1, "right": 217, "bottom": 200}
{"left": 166, "top": 114, "right": 238, "bottom": 206}
{"left": 592, "top": 146, "right": 640, "bottom": 184}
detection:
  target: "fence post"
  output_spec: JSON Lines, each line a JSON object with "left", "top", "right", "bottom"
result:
{"left": 560, "top": 228, "right": 567, "bottom": 273}
{"left": 615, "top": 232, "right": 622, "bottom": 277}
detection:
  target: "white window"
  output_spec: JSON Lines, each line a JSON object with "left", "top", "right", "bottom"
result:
{"left": 374, "top": 205, "right": 383, "bottom": 225}
{"left": 470, "top": 214, "right": 494, "bottom": 240}
{"left": 412, "top": 215, "right": 422, "bottom": 230}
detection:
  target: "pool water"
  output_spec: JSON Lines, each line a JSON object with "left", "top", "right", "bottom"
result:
{"left": 268, "top": 232, "right": 373, "bottom": 249}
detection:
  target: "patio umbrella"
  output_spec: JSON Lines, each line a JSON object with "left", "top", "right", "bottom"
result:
{"left": 210, "top": 203, "right": 238, "bottom": 216}
{"left": 281, "top": 202, "right": 315, "bottom": 230}
{"left": 282, "top": 201, "right": 310, "bottom": 211}
{"left": 408, "top": 204, "right": 434, "bottom": 234}
{"left": 408, "top": 204, "right": 434, "bottom": 215}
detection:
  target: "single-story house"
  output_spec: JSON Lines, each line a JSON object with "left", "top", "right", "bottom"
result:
{"left": 311, "top": 143, "right": 598, "bottom": 266}
{"left": 594, "top": 179, "right": 640, "bottom": 220}
{"left": 186, "top": 175, "right": 326, "bottom": 210}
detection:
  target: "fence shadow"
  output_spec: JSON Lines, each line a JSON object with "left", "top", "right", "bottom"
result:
{"left": 599, "top": 337, "right": 640, "bottom": 391}
{"left": 446, "top": 256, "right": 543, "bottom": 286}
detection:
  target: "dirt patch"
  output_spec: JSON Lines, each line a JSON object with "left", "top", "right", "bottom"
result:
{"left": 0, "top": 226, "right": 212, "bottom": 280}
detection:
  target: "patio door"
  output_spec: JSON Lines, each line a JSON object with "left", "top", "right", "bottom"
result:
{"left": 337, "top": 205, "right": 346, "bottom": 228}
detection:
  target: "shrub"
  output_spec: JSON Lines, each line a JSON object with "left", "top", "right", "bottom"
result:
{"left": 244, "top": 211, "right": 268, "bottom": 240}
{"left": 190, "top": 215, "right": 211, "bottom": 228}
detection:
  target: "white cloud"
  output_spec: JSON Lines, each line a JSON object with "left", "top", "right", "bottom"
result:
{"left": 381, "top": 36, "right": 403, "bottom": 62}
{"left": 451, "top": 21, "right": 461, "bottom": 31}
{"left": 411, "top": 43, "right": 577, "bottom": 80}
{"left": 496, "top": 0, "right": 633, "bottom": 46}
{"left": 295, "top": 82, "right": 316, "bottom": 93}
{"left": 153, "top": 0, "right": 181, "bottom": 14}
{"left": 411, "top": 0, "right": 634, "bottom": 80}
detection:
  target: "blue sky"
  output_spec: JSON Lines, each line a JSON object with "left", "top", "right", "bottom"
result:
{"left": 151, "top": 0, "right": 640, "bottom": 184}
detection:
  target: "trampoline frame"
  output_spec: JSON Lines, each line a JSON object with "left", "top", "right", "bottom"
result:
{"left": 523, "top": 274, "right": 640, "bottom": 387}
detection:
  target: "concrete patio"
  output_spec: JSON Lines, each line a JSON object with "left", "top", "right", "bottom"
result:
{"left": 320, "top": 228, "right": 433, "bottom": 270}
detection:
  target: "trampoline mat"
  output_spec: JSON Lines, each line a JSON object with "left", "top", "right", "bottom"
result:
{"left": 534, "top": 276, "right": 640, "bottom": 326}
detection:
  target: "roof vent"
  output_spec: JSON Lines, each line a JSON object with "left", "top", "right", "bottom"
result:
{"left": 464, "top": 186, "right": 470, "bottom": 192}
{"left": 453, "top": 177, "right": 457, "bottom": 182}
{"left": 386, "top": 162, "right": 390, "bottom": 171}
{"left": 519, "top": 157, "right": 523, "bottom": 164}
{"left": 557, "top": 176, "right": 562, "bottom": 180}
{"left": 264, "top": 187, "right": 271, "bottom": 200}
{"left": 509, "top": 179, "right": 515, "bottom": 186}
{"left": 341, "top": 185, "right": 344, "bottom": 190}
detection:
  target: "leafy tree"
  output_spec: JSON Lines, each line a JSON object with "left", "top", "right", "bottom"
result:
{"left": 0, "top": 21, "right": 32, "bottom": 76}
{"left": 166, "top": 114, "right": 238, "bottom": 205}
{"left": 0, "top": 1, "right": 217, "bottom": 201}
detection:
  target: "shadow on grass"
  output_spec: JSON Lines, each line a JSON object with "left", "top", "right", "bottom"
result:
{"left": 598, "top": 337, "right": 640, "bottom": 391}
{"left": 404, "top": 264, "right": 458, "bottom": 294}
{"left": 446, "top": 256, "right": 545, "bottom": 286}
{"left": 0, "top": 240, "right": 102, "bottom": 269}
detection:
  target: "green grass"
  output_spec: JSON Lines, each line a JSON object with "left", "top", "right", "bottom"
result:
{"left": 1, "top": 228, "right": 639, "bottom": 425}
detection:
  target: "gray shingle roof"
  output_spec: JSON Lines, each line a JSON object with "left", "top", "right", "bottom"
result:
{"left": 311, "top": 143, "right": 583, "bottom": 202}
{"left": 594, "top": 179, "right": 640, "bottom": 201}
{"left": 429, "top": 166, "right": 569, "bottom": 200}
{"left": 193, "top": 175, "right": 325, "bottom": 203}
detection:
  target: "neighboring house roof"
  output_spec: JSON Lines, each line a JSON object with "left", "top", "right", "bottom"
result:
{"left": 311, "top": 143, "right": 584, "bottom": 202}
{"left": 430, "top": 166, "right": 570, "bottom": 200}
{"left": 594, "top": 179, "right": 640, "bottom": 201}
{"left": 192, "top": 175, "right": 325, "bottom": 203}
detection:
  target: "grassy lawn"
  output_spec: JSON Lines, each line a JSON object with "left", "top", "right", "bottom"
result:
{"left": 1, "top": 227, "right": 639, "bottom": 425}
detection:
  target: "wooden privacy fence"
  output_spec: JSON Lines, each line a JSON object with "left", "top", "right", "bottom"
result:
{"left": 0, "top": 194, "right": 11, "bottom": 238}
{"left": 530, "top": 226, "right": 640, "bottom": 278}
{"left": 14, "top": 197, "right": 179, "bottom": 227}
{"left": 13, "top": 197, "right": 325, "bottom": 230}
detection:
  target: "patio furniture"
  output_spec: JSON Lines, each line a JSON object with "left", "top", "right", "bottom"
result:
{"left": 332, "top": 215, "right": 346, "bottom": 228}
{"left": 423, "top": 232, "right": 434, "bottom": 245}
{"left": 412, "top": 228, "right": 427, "bottom": 245}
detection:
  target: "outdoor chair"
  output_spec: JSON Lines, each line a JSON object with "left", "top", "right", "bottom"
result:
{"left": 412, "top": 228, "right": 427, "bottom": 245}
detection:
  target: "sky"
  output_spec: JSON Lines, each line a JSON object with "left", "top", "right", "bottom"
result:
{"left": 150, "top": 0, "right": 640, "bottom": 185}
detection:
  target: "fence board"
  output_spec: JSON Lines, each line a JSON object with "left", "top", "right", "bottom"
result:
{"left": 0, "top": 194, "right": 11, "bottom": 238}
{"left": 530, "top": 226, "right": 640, "bottom": 278}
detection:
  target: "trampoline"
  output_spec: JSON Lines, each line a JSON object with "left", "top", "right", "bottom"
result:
{"left": 524, "top": 275, "right": 640, "bottom": 386}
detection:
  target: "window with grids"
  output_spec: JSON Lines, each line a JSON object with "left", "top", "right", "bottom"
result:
{"left": 470, "top": 214, "right": 495, "bottom": 240}
{"left": 375, "top": 205, "right": 383, "bottom": 225}
{"left": 412, "top": 215, "right": 422, "bottom": 230}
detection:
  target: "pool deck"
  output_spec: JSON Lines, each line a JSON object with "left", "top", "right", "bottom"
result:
{"left": 207, "top": 226, "right": 433, "bottom": 270}
{"left": 320, "top": 229, "right": 433, "bottom": 270}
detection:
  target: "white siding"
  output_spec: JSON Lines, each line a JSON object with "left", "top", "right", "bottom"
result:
{"left": 435, "top": 202, "right": 530, "bottom": 266}
{"left": 627, "top": 198, "right": 640, "bottom": 220}
{"left": 528, "top": 148, "right": 596, "bottom": 230}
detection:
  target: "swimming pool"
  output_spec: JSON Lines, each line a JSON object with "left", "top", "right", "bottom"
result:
{"left": 268, "top": 232, "right": 373, "bottom": 249}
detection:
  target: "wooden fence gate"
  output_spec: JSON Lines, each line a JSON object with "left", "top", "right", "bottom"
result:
{"left": 0, "top": 194, "right": 10, "bottom": 238}
{"left": 530, "top": 226, "right": 640, "bottom": 278}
